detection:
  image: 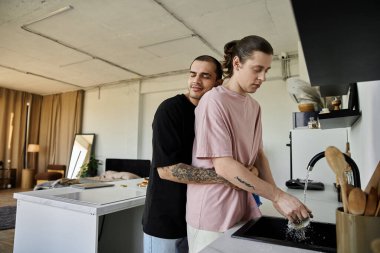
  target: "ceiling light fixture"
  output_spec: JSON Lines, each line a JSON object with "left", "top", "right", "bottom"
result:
{"left": 0, "top": 64, "right": 81, "bottom": 88}
{"left": 23, "top": 6, "right": 74, "bottom": 27}
{"left": 21, "top": 6, "right": 143, "bottom": 77}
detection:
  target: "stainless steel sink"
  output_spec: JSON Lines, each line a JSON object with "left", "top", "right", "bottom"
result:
{"left": 232, "top": 216, "right": 336, "bottom": 252}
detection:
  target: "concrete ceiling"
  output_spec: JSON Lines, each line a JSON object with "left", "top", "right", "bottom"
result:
{"left": 0, "top": 0, "right": 299, "bottom": 95}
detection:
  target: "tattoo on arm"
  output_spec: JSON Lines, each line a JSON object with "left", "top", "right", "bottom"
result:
{"left": 235, "top": 176, "right": 255, "bottom": 190}
{"left": 168, "top": 163, "right": 227, "bottom": 184}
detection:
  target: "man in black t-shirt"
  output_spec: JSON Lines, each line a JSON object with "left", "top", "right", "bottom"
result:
{"left": 142, "top": 55, "right": 225, "bottom": 253}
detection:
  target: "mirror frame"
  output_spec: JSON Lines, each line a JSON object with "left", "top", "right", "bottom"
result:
{"left": 67, "top": 133, "right": 96, "bottom": 179}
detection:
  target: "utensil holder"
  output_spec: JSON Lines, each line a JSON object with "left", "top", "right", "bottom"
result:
{"left": 336, "top": 207, "right": 380, "bottom": 253}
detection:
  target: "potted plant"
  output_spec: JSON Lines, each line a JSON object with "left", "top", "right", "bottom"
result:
{"left": 77, "top": 156, "right": 101, "bottom": 178}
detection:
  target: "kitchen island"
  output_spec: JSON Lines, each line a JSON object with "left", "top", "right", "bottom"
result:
{"left": 200, "top": 185, "right": 341, "bottom": 253}
{"left": 13, "top": 178, "right": 146, "bottom": 253}
{"left": 13, "top": 179, "right": 340, "bottom": 253}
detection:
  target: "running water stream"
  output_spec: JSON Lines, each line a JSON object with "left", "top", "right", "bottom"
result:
{"left": 285, "top": 170, "right": 313, "bottom": 241}
{"left": 303, "top": 170, "right": 312, "bottom": 204}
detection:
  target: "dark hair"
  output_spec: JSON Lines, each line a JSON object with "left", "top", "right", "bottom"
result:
{"left": 190, "top": 55, "right": 223, "bottom": 80}
{"left": 223, "top": 35, "right": 273, "bottom": 78}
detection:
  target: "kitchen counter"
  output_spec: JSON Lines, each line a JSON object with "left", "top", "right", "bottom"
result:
{"left": 13, "top": 178, "right": 147, "bottom": 253}
{"left": 200, "top": 185, "right": 341, "bottom": 253}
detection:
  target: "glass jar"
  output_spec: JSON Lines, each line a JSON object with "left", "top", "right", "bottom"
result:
{"left": 308, "top": 117, "right": 318, "bottom": 129}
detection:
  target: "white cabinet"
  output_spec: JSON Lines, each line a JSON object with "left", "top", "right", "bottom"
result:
{"left": 13, "top": 179, "right": 146, "bottom": 253}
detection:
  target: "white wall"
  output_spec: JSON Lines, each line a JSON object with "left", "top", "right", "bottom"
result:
{"left": 82, "top": 58, "right": 299, "bottom": 185}
{"left": 138, "top": 74, "right": 188, "bottom": 159}
{"left": 350, "top": 80, "right": 380, "bottom": 187}
{"left": 253, "top": 78, "right": 298, "bottom": 185}
{"left": 82, "top": 82, "right": 141, "bottom": 172}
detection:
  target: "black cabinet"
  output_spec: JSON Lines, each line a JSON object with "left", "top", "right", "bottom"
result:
{"left": 318, "top": 84, "right": 350, "bottom": 98}
{"left": 291, "top": 1, "right": 380, "bottom": 90}
{"left": 0, "top": 169, "right": 17, "bottom": 189}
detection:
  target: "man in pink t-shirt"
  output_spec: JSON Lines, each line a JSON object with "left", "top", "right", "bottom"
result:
{"left": 186, "top": 35, "right": 312, "bottom": 253}
{"left": 186, "top": 85, "right": 262, "bottom": 232}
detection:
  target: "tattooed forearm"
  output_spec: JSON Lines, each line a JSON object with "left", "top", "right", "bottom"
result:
{"left": 168, "top": 163, "right": 227, "bottom": 184}
{"left": 235, "top": 176, "right": 255, "bottom": 189}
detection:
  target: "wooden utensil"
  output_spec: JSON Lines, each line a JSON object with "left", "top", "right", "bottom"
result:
{"left": 346, "top": 184, "right": 355, "bottom": 196}
{"left": 365, "top": 161, "right": 380, "bottom": 194}
{"left": 325, "top": 146, "right": 349, "bottom": 213}
{"left": 365, "top": 187, "right": 379, "bottom": 216}
{"left": 376, "top": 199, "right": 380, "bottom": 217}
{"left": 348, "top": 187, "right": 366, "bottom": 215}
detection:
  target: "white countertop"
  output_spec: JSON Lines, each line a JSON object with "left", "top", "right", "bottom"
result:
{"left": 14, "top": 178, "right": 147, "bottom": 216}
{"left": 14, "top": 179, "right": 341, "bottom": 252}
{"left": 200, "top": 185, "right": 341, "bottom": 253}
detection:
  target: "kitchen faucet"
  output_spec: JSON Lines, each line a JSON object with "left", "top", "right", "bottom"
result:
{"left": 306, "top": 151, "right": 361, "bottom": 188}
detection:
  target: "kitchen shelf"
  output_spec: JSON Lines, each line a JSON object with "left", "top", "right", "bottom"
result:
{"left": 292, "top": 111, "right": 319, "bottom": 128}
{"left": 318, "top": 109, "right": 361, "bottom": 129}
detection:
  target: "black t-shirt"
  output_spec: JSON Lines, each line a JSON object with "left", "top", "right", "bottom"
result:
{"left": 142, "top": 94, "right": 196, "bottom": 239}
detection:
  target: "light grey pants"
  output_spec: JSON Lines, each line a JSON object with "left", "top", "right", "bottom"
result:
{"left": 144, "top": 233, "right": 188, "bottom": 253}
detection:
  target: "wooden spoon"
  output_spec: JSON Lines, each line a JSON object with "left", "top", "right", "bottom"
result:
{"left": 346, "top": 184, "right": 355, "bottom": 196}
{"left": 364, "top": 187, "right": 378, "bottom": 216}
{"left": 348, "top": 187, "right": 366, "bottom": 215}
{"left": 375, "top": 199, "right": 380, "bottom": 217}
{"left": 325, "top": 146, "right": 349, "bottom": 213}
{"left": 365, "top": 161, "right": 380, "bottom": 194}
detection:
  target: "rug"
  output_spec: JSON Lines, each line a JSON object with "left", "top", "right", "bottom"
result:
{"left": 0, "top": 205, "right": 16, "bottom": 230}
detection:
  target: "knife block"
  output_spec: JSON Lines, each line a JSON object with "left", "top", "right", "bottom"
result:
{"left": 336, "top": 207, "right": 380, "bottom": 253}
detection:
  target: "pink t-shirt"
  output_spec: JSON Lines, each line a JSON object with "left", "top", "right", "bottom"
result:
{"left": 186, "top": 85, "right": 263, "bottom": 232}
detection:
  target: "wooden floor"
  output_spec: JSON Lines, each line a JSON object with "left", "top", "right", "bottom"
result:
{"left": 0, "top": 187, "right": 32, "bottom": 253}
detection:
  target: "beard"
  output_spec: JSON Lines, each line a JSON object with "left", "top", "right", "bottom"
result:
{"left": 188, "top": 86, "right": 204, "bottom": 100}
{"left": 189, "top": 91, "right": 202, "bottom": 100}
